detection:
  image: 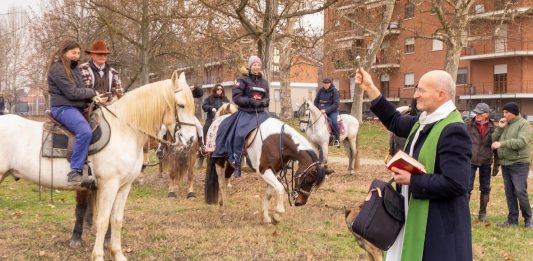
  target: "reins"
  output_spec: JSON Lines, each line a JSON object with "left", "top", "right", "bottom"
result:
{"left": 276, "top": 123, "right": 320, "bottom": 206}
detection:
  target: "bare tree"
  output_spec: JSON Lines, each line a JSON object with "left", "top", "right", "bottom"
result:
{"left": 0, "top": 7, "right": 32, "bottom": 113}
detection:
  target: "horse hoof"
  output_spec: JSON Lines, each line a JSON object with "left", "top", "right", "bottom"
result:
{"left": 69, "top": 239, "right": 82, "bottom": 248}
{"left": 167, "top": 192, "right": 177, "bottom": 198}
{"left": 186, "top": 192, "right": 196, "bottom": 199}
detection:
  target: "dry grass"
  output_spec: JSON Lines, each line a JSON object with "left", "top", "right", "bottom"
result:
{"left": 1, "top": 121, "right": 532, "bottom": 260}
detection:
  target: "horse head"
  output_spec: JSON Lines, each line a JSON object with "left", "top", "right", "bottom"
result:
{"left": 297, "top": 101, "right": 312, "bottom": 132}
{"left": 171, "top": 72, "right": 197, "bottom": 147}
{"left": 292, "top": 159, "right": 327, "bottom": 206}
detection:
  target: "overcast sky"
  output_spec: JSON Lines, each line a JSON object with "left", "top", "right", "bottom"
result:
{"left": 0, "top": 0, "right": 41, "bottom": 14}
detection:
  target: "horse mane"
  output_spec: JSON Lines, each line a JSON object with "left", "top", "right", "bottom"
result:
{"left": 108, "top": 79, "right": 177, "bottom": 137}
{"left": 175, "top": 82, "right": 195, "bottom": 114}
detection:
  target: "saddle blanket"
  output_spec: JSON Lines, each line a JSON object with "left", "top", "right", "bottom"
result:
{"left": 205, "top": 114, "right": 232, "bottom": 153}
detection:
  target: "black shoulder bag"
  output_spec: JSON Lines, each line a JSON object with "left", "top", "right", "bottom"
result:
{"left": 350, "top": 178, "right": 405, "bottom": 251}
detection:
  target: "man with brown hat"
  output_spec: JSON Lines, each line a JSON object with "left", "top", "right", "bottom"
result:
{"left": 492, "top": 102, "right": 532, "bottom": 228}
{"left": 79, "top": 40, "right": 123, "bottom": 103}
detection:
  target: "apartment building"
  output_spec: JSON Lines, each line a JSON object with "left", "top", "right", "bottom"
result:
{"left": 325, "top": 0, "right": 533, "bottom": 120}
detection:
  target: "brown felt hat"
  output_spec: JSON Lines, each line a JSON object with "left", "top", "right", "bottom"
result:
{"left": 85, "top": 40, "right": 111, "bottom": 54}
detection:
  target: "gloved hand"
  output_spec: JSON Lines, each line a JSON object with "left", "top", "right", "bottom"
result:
{"left": 212, "top": 108, "right": 217, "bottom": 112}
{"left": 250, "top": 99, "right": 262, "bottom": 108}
{"left": 260, "top": 98, "right": 270, "bottom": 107}
{"left": 92, "top": 92, "right": 102, "bottom": 103}
{"left": 492, "top": 165, "right": 500, "bottom": 176}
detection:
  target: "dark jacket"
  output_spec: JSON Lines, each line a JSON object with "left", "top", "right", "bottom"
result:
{"left": 371, "top": 95, "right": 472, "bottom": 261}
{"left": 233, "top": 72, "right": 269, "bottom": 112}
{"left": 48, "top": 62, "right": 96, "bottom": 108}
{"left": 314, "top": 85, "right": 339, "bottom": 114}
{"left": 466, "top": 119, "right": 497, "bottom": 166}
{"left": 202, "top": 95, "right": 229, "bottom": 120}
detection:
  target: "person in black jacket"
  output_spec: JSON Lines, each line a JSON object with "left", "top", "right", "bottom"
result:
{"left": 211, "top": 55, "right": 270, "bottom": 177}
{"left": 197, "top": 83, "right": 229, "bottom": 168}
{"left": 356, "top": 67, "right": 472, "bottom": 261}
{"left": 48, "top": 40, "right": 106, "bottom": 183}
{"left": 314, "top": 78, "right": 340, "bottom": 147}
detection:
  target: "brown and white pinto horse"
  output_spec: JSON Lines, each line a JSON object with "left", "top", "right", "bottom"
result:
{"left": 204, "top": 117, "right": 328, "bottom": 224}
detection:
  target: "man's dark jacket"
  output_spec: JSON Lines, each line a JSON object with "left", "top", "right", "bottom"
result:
{"left": 313, "top": 84, "right": 339, "bottom": 114}
{"left": 466, "top": 119, "right": 497, "bottom": 166}
{"left": 371, "top": 96, "right": 472, "bottom": 261}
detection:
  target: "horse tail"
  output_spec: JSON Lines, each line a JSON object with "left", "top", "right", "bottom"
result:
{"left": 204, "top": 156, "right": 219, "bottom": 204}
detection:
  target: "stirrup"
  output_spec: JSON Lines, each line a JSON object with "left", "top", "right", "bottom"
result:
{"left": 332, "top": 140, "right": 340, "bottom": 148}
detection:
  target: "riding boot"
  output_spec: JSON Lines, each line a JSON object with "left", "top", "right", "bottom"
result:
{"left": 333, "top": 132, "right": 340, "bottom": 148}
{"left": 479, "top": 193, "right": 490, "bottom": 222}
{"left": 233, "top": 168, "right": 241, "bottom": 178}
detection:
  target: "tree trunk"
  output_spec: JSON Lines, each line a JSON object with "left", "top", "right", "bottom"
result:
{"left": 140, "top": 0, "right": 150, "bottom": 85}
{"left": 350, "top": 0, "right": 395, "bottom": 122}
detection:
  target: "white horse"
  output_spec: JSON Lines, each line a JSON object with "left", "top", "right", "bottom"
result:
{"left": 297, "top": 100, "right": 360, "bottom": 175}
{"left": 0, "top": 71, "right": 194, "bottom": 261}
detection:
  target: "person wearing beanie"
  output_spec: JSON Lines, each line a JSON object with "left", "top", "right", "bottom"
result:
{"left": 314, "top": 78, "right": 341, "bottom": 147}
{"left": 466, "top": 102, "right": 499, "bottom": 222}
{"left": 211, "top": 55, "right": 270, "bottom": 178}
{"left": 492, "top": 102, "right": 532, "bottom": 228}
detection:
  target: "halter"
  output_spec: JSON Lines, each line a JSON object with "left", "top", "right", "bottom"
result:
{"left": 298, "top": 103, "right": 324, "bottom": 132}
{"left": 277, "top": 123, "right": 321, "bottom": 206}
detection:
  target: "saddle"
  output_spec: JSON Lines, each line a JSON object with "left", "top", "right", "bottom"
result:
{"left": 41, "top": 109, "right": 111, "bottom": 160}
{"left": 326, "top": 116, "right": 345, "bottom": 136}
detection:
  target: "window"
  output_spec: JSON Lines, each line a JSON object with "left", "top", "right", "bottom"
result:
{"left": 405, "top": 3, "right": 415, "bottom": 19}
{"left": 404, "top": 73, "right": 415, "bottom": 88}
{"left": 405, "top": 37, "right": 415, "bottom": 53}
{"left": 456, "top": 68, "right": 468, "bottom": 85}
{"left": 494, "top": 64, "right": 507, "bottom": 94}
{"left": 432, "top": 39, "right": 443, "bottom": 51}
{"left": 380, "top": 74, "right": 390, "bottom": 96}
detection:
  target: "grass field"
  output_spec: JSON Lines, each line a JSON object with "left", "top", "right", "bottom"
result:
{"left": 1, "top": 122, "right": 532, "bottom": 260}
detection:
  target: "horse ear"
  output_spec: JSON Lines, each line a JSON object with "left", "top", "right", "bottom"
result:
{"left": 178, "top": 72, "right": 188, "bottom": 90}
{"left": 171, "top": 70, "right": 181, "bottom": 91}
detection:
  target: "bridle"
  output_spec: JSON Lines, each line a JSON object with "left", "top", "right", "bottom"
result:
{"left": 298, "top": 103, "right": 324, "bottom": 132}
{"left": 277, "top": 123, "right": 322, "bottom": 206}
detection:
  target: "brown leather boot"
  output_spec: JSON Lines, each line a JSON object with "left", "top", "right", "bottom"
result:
{"left": 479, "top": 193, "right": 490, "bottom": 222}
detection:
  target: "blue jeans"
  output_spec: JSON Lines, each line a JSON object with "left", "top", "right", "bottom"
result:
{"left": 327, "top": 111, "right": 339, "bottom": 139}
{"left": 51, "top": 106, "right": 92, "bottom": 171}
{"left": 468, "top": 164, "right": 492, "bottom": 194}
{"left": 501, "top": 163, "right": 532, "bottom": 223}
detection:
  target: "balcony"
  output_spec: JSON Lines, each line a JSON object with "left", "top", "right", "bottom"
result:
{"left": 458, "top": 81, "right": 533, "bottom": 100}
{"left": 461, "top": 40, "right": 533, "bottom": 60}
{"left": 469, "top": 6, "right": 530, "bottom": 20}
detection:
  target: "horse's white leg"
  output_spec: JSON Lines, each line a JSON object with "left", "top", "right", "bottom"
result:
{"left": 216, "top": 164, "right": 227, "bottom": 206}
{"left": 108, "top": 183, "right": 132, "bottom": 261}
{"left": 260, "top": 169, "right": 285, "bottom": 223}
{"left": 262, "top": 185, "right": 274, "bottom": 223}
{"left": 322, "top": 141, "right": 329, "bottom": 165}
{"left": 91, "top": 179, "right": 120, "bottom": 261}
{"left": 343, "top": 138, "right": 355, "bottom": 175}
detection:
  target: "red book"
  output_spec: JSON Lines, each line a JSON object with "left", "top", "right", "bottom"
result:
{"left": 386, "top": 150, "right": 426, "bottom": 175}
